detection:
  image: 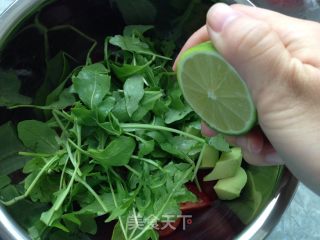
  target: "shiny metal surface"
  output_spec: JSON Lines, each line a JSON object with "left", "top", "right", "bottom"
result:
{"left": 234, "top": 0, "right": 256, "bottom": 7}
{"left": 0, "top": 205, "right": 29, "bottom": 240}
{"left": 237, "top": 173, "right": 298, "bottom": 240}
{"left": 0, "top": 1, "right": 299, "bottom": 240}
{"left": 0, "top": 2, "right": 47, "bottom": 239}
{"left": 0, "top": 0, "right": 47, "bottom": 50}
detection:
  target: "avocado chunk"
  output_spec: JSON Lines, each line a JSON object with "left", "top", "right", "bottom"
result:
{"left": 199, "top": 144, "right": 219, "bottom": 169}
{"left": 203, "top": 147, "right": 242, "bottom": 181}
{"left": 214, "top": 167, "right": 247, "bottom": 200}
{"left": 184, "top": 121, "right": 201, "bottom": 137}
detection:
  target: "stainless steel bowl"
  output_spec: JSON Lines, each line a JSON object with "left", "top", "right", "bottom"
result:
{"left": 0, "top": 1, "right": 298, "bottom": 240}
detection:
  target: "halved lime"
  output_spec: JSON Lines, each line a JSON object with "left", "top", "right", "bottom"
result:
{"left": 177, "top": 41, "right": 256, "bottom": 135}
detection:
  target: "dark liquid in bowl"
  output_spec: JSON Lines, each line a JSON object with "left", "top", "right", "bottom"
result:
{"left": 0, "top": 0, "right": 245, "bottom": 239}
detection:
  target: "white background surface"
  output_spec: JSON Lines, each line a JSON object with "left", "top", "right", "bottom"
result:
{"left": 0, "top": 0, "right": 319, "bottom": 239}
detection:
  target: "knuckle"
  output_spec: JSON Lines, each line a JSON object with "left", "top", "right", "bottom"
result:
{"left": 235, "top": 23, "right": 275, "bottom": 62}
{"left": 223, "top": 20, "right": 280, "bottom": 67}
{"left": 286, "top": 59, "right": 320, "bottom": 99}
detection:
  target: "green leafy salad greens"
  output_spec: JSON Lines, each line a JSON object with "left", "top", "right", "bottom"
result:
{"left": 0, "top": 24, "right": 231, "bottom": 239}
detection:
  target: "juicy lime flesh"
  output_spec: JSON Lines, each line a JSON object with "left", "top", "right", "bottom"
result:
{"left": 178, "top": 50, "right": 255, "bottom": 135}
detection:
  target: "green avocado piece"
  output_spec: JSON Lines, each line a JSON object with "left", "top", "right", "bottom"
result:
{"left": 185, "top": 126, "right": 201, "bottom": 137}
{"left": 199, "top": 144, "right": 219, "bottom": 169}
{"left": 203, "top": 147, "right": 242, "bottom": 181}
{"left": 183, "top": 121, "right": 202, "bottom": 137}
{"left": 214, "top": 167, "right": 247, "bottom": 200}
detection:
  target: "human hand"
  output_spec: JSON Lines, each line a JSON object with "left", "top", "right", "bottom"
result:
{"left": 174, "top": 3, "right": 320, "bottom": 194}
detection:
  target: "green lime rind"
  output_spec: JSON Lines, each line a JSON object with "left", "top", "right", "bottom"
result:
{"left": 177, "top": 42, "right": 257, "bottom": 135}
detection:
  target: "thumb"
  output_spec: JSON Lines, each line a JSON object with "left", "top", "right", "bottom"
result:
{"left": 206, "top": 3, "right": 290, "bottom": 105}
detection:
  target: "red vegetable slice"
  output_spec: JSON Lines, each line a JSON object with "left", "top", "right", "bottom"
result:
{"left": 180, "top": 183, "right": 212, "bottom": 212}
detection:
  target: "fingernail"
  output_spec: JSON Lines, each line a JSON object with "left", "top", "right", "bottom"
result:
{"left": 207, "top": 3, "right": 241, "bottom": 33}
{"left": 265, "top": 153, "right": 284, "bottom": 165}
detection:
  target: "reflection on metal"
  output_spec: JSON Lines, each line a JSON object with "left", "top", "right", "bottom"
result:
{"left": 0, "top": 0, "right": 47, "bottom": 50}
{"left": 0, "top": 205, "right": 29, "bottom": 240}
{"left": 238, "top": 195, "right": 281, "bottom": 240}
{"left": 234, "top": 0, "right": 256, "bottom": 7}
{"left": 237, "top": 172, "right": 298, "bottom": 240}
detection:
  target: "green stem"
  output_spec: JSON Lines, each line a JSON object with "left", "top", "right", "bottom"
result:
{"left": 8, "top": 105, "right": 54, "bottom": 110}
{"left": 67, "top": 139, "right": 89, "bottom": 156}
{"left": 110, "top": 168, "right": 123, "bottom": 183}
{"left": 49, "top": 25, "right": 96, "bottom": 43}
{"left": 86, "top": 41, "right": 97, "bottom": 65}
{"left": 48, "top": 25, "right": 97, "bottom": 65}
{"left": 60, "top": 123, "right": 82, "bottom": 207}
{"left": 54, "top": 163, "right": 79, "bottom": 211}
{"left": 34, "top": 15, "right": 49, "bottom": 62}
{"left": 104, "top": 37, "right": 111, "bottom": 71}
{"left": 1, "top": 156, "right": 58, "bottom": 206}
{"left": 53, "top": 111, "right": 68, "bottom": 134}
{"left": 131, "top": 155, "right": 164, "bottom": 171}
{"left": 131, "top": 168, "right": 193, "bottom": 240}
{"left": 75, "top": 123, "right": 82, "bottom": 175}
{"left": 124, "top": 132, "right": 145, "bottom": 143}
{"left": 128, "top": 208, "right": 139, "bottom": 240}
{"left": 194, "top": 177, "right": 202, "bottom": 193}
{"left": 192, "top": 144, "right": 206, "bottom": 181}
{"left": 65, "top": 170, "right": 109, "bottom": 213}
{"left": 117, "top": 90, "right": 160, "bottom": 94}
{"left": 56, "top": 110, "right": 73, "bottom": 122}
{"left": 44, "top": 32, "right": 50, "bottom": 63}
{"left": 124, "top": 165, "right": 141, "bottom": 177}
{"left": 109, "top": 169, "right": 129, "bottom": 195}
{"left": 59, "top": 156, "right": 69, "bottom": 190}
{"left": 107, "top": 171, "right": 128, "bottom": 240}
{"left": 18, "top": 152, "right": 54, "bottom": 158}
{"left": 66, "top": 141, "right": 82, "bottom": 176}
{"left": 120, "top": 123, "right": 205, "bottom": 144}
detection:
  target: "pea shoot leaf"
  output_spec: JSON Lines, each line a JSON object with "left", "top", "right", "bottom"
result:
{"left": 98, "top": 112, "right": 123, "bottom": 136}
{"left": 48, "top": 88, "right": 75, "bottom": 109}
{"left": 72, "top": 105, "right": 97, "bottom": 126}
{"left": 73, "top": 63, "right": 110, "bottom": 109}
{"left": 111, "top": 222, "right": 126, "bottom": 240}
{"left": 208, "top": 134, "right": 230, "bottom": 152}
{"left": 109, "top": 35, "right": 155, "bottom": 56}
{"left": 131, "top": 91, "right": 163, "bottom": 121}
{"left": 0, "top": 175, "right": 11, "bottom": 189}
{"left": 111, "top": 92, "right": 131, "bottom": 122}
{"left": 17, "top": 120, "right": 59, "bottom": 154}
{"left": 164, "top": 105, "right": 192, "bottom": 124}
{"left": 0, "top": 71, "right": 31, "bottom": 107}
{"left": 97, "top": 96, "right": 116, "bottom": 121}
{"left": 89, "top": 136, "right": 136, "bottom": 168}
{"left": 0, "top": 122, "right": 29, "bottom": 175}
{"left": 35, "top": 52, "right": 72, "bottom": 105}
{"left": 124, "top": 75, "right": 145, "bottom": 116}
{"left": 123, "top": 25, "right": 154, "bottom": 37}
{"left": 138, "top": 139, "right": 155, "bottom": 157}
